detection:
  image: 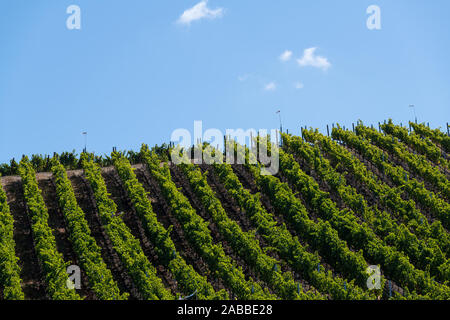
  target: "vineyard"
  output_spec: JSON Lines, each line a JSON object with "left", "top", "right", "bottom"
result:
{"left": 0, "top": 120, "right": 449, "bottom": 300}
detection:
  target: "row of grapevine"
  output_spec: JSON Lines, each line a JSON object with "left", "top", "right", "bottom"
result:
{"left": 410, "top": 122, "right": 450, "bottom": 154}
{"left": 177, "top": 159, "right": 321, "bottom": 300}
{"left": 310, "top": 127, "right": 450, "bottom": 254}
{"left": 51, "top": 159, "right": 127, "bottom": 300}
{"left": 235, "top": 142, "right": 377, "bottom": 293}
{"left": 210, "top": 155, "right": 373, "bottom": 300}
{"left": 302, "top": 130, "right": 450, "bottom": 288}
{"left": 140, "top": 147, "right": 276, "bottom": 300}
{"left": 331, "top": 127, "right": 450, "bottom": 242}
{"left": 0, "top": 150, "right": 143, "bottom": 178}
{"left": 381, "top": 120, "right": 448, "bottom": 169}
{"left": 361, "top": 123, "right": 450, "bottom": 225}
{"left": 276, "top": 147, "right": 449, "bottom": 299}
{"left": 354, "top": 123, "right": 450, "bottom": 200}
{"left": 283, "top": 133, "right": 450, "bottom": 282}
{"left": 253, "top": 170, "right": 374, "bottom": 288}
{"left": 18, "top": 158, "right": 81, "bottom": 300}
{"left": 81, "top": 156, "right": 173, "bottom": 300}
{"left": 0, "top": 180, "right": 24, "bottom": 299}
{"left": 111, "top": 152, "right": 227, "bottom": 300}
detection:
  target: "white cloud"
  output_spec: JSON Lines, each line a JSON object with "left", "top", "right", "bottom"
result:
{"left": 177, "top": 1, "right": 224, "bottom": 25}
{"left": 294, "top": 82, "right": 304, "bottom": 89}
{"left": 279, "top": 50, "right": 293, "bottom": 62}
{"left": 238, "top": 74, "right": 250, "bottom": 82}
{"left": 297, "top": 47, "right": 331, "bottom": 71}
{"left": 264, "top": 82, "right": 276, "bottom": 91}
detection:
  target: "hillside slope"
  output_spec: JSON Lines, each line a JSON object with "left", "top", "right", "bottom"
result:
{"left": 0, "top": 121, "right": 449, "bottom": 300}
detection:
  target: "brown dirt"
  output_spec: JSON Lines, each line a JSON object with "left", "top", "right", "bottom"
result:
{"left": 100, "top": 166, "right": 180, "bottom": 296}
{"left": 132, "top": 164, "right": 232, "bottom": 297}
{"left": 67, "top": 170, "right": 140, "bottom": 299}
{"left": 344, "top": 147, "right": 440, "bottom": 227}
{"left": 200, "top": 164, "right": 315, "bottom": 291}
{"left": 169, "top": 164, "right": 273, "bottom": 295}
{"left": 1, "top": 176, "right": 47, "bottom": 300}
{"left": 230, "top": 164, "right": 340, "bottom": 281}
{"left": 36, "top": 173, "right": 95, "bottom": 300}
{"left": 278, "top": 151, "right": 407, "bottom": 296}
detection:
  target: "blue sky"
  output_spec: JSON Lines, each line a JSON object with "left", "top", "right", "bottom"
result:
{"left": 1, "top": 0, "right": 449, "bottom": 163}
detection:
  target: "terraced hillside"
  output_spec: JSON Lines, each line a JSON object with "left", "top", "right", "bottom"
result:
{"left": 0, "top": 121, "right": 449, "bottom": 300}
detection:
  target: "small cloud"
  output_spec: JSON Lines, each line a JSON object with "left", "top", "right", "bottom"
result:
{"left": 264, "top": 82, "right": 277, "bottom": 91}
{"left": 279, "top": 50, "right": 293, "bottom": 62}
{"left": 238, "top": 74, "right": 250, "bottom": 82}
{"left": 294, "top": 82, "right": 304, "bottom": 89}
{"left": 297, "top": 47, "right": 331, "bottom": 71}
{"left": 177, "top": 1, "right": 224, "bottom": 26}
